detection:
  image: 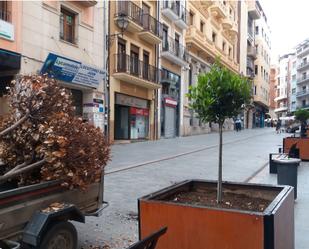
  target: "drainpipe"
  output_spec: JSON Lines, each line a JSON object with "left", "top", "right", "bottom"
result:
{"left": 105, "top": 1, "right": 111, "bottom": 142}
{"left": 155, "top": 1, "right": 160, "bottom": 140}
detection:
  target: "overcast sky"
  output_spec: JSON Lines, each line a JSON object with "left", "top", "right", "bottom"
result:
{"left": 259, "top": 0, "right": 309, "bottom": 64}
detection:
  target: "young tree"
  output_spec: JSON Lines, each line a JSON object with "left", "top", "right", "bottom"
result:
{"left": 295, "top": 109, "right": 309, "bottom": 138}
{"left": 187, "top": 61, "right": 251, "bottom": 203}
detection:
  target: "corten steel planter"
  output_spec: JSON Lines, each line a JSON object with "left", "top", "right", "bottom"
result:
{"left": 283, "top": 137, "right": 309, "bottom": 160}
{"left": 138, "top": 180, "right": 294, "bottom": 249}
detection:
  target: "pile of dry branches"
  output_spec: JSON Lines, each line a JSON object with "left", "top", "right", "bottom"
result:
{"left": 0, "top": 75, "right": 110, "bottom": 189}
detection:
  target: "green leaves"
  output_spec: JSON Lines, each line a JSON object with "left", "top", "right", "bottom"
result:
{"left": 295, "top": 109, "right": 309, "bottom": 123}
{"left": 187, "top": 60, "right": 251, "bottom": 125}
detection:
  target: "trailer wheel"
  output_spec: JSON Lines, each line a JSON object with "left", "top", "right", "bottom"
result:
{"left": 39, "top": 221, "right": 77, "bottom": 249}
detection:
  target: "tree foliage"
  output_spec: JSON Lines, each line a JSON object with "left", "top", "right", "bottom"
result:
{"left": 187, "top": 61, "right": 251, "bottom": 125}
{"left": 295, "top": 109, "right": 309, "bottom": 123}
{"left": 0, "top": 75, "right": 110, "bottom": 189}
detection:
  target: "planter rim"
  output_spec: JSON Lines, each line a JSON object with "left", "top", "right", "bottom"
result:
{"left": 273, "top": 158, "right": 301, "bottom": 164}
{"left": 138, "top": 179, "right": 293, "bottom": 215}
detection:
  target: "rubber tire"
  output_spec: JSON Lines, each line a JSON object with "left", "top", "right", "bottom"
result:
{"left": 38, "top": 221, "right": 77, "bottom": 249}
{"left": 0, "top": 241, "right": 10, "bottom": 249}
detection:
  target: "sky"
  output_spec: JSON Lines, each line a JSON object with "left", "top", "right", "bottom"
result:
{"left": 259, "top": 0, "right": 309, "bottom": 64}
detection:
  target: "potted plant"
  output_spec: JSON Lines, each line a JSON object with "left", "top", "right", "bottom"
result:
{"left": 283, "top": 109, "right": 309, "bottom": 160}
{"left": 138, "top": 61, "right": 295, "bottom": 249}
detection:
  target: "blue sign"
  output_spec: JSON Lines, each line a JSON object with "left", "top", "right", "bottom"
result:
{"left": 41, "top": 53, "right": 105, "bottom": 88}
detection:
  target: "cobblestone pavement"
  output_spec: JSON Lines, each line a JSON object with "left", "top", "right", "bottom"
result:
{"left": 77, "top": 128, "right": 287, "bottom": 248}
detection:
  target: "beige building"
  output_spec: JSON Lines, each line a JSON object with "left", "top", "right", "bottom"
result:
{"left": 183, "top": 1, "right": 239, "bottom": 135}
{"left": 160, "top": 0, "right": 189, "bottom": 138}
{"left": 252, "top": 2, "right": 271, "bottom": 127}
{"left": 108, "top": 1, "right": 161, "bottom": 142}
{"left": 0, "top": 1, "right": 106, "bottom": 130}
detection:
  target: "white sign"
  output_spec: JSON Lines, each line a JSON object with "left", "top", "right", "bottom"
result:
{"left": 0, "top": 19, "right": 14, "bottom": 41}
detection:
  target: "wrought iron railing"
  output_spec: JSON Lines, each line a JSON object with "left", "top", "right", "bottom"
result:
{"left": 114, "top": 54, "right": 160, "bottom": 84}
{"left": 162, "top": 1, "right": 188, "bottom": 24}
{"left": 116, "top": 1, "right": 143, "bottom": 27}
{"left": 142, "top": 13, "right": 163, "bottom": 38}
{"left": 0, "top": 9, "right": 11, "bottom": 22}
{"left": 162, "top": 35, "right": 188, "bottom": 62}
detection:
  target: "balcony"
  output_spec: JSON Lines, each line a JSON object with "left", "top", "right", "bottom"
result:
{"left": 296, "top": 45, "right": 309, "bottom": 57}
{"left": 297, "top": 61, "right": 309, "bottom": 71}
{"left": 115, "top": 1, "right": 143, "bottom": 33}
{"left": 209, "top": 1, "right": 227, "bottom": 19}
{"left": 138, "top": 14, "right": 162, "bottom": 45}
{"left": 161, "top": 1, "right": 188, "bottom": 30}
{"left": 274, "top": 106, "right": 288, "bottom": 113}
{"left": 247, "top": 46, "right": 257, "bottom": 59}
{"left": 274, "top": 95, "right": 287, "bottom": 102}
{"left": 161, "top": 36, "right": 188, "bottom": 67}
{"left": 297, "top": 75, "right": 309, "bottom": 84}
{"left": 222, "top": 18, "right": 233, "bottom": 30}
{"left": 247, "top": 30, "right": 254, "bottom": 44}
{"left": 113, "top": 54, "right": 161, "bottom": 89}
{"left": 301, "top": 104, "right": 309, "bottom": 109}
{"left": 296, "top": 90, "right": 309, "bottom": 98}
{"left": 248, "top": 1, "right": 261, "bottom": 20}
{"left": 78, "top": 1, "right": 97, "bottom": 7}
{"left": 246, "top": 68, "right": 255, "bottom": 79}
{"left": 200, "top": 1, "right": 214, "bottom": 9}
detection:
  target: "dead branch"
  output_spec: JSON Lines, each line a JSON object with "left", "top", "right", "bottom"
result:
{"left": 0, "top": 112, "right": 30, "bottom": 137}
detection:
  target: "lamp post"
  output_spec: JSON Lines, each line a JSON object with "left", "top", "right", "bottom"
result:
{"left": 106, "top": 13, "right": 129, "bottom": 48}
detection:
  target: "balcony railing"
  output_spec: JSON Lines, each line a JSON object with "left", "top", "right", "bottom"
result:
{"left": 161, "top": 68, "right": 180, "bottom": 84}
{"left": 162, "top": 35, "right": 188, "bottom": 61}
{"left": 142, "top": 13, "right": 163, "bottom": 38}
{"left": 114, "top": 54, "right": 160, "bottom": 84}
{"left": 297, "top": 61, "right": 309, "bottom": 70}
{"left": 0, "top": 9, "right": 11, "bottom": 22}
{"left": 297, "top": 75, "right": 309, "bottom": 84}
{"left": 163, "top": 1, "right": 188, "bottom": 24}
{"left": 116, "top": 1, "right": 143, "bottom": 27}
{"left": 296, "top": 90, "right": 309, "bottom": 97}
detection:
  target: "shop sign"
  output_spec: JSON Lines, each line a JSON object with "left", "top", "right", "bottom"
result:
{"left": 165, "top": 97, "right": 177, "bottom": 107}
{"left": 116, "top": 94, "right": 148, "bottom": 109}
{"left": 130, "top": 107, "right": 149, "bottom": 116}
{"left": 0, "top": 19, "right": 14, "bottom": 41}
{"left": 41, "top": 53, "right": 105, "bottom": 88}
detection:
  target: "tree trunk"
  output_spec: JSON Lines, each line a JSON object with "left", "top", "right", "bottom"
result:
{"left": 217, "top": 123, "right": 223, "bottom": 203}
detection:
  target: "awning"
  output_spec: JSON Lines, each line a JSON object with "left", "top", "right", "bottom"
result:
{"left": 0, "top": 48, "right": 21, "bottom": 71}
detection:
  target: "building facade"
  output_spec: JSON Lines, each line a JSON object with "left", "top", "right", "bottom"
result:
{"left": 252, "top": 2, "right": 271, "bottom": 128}
{"left": 0, "top": 1, "right": 106, "bottom": 131}
{"left": 295, "top": 39, "right": 309, "bottom": 110}
{"left": 183, "top": 1, "right": 239, "bottom": 135}
{"left": 269, "top": 65, "right": 277, "bottom": 118}
{"left": 159, "top": 0, "right": 189, "bottom": 138}
{"left": 238, "top": 0, "right": 261, "bottom": 128}
{"left": 289, "top": 55, "right": 297, "bottom": 113}
{"left": 274, "top": 53, "right": 295, "bottom": 118}
{"left": 108, "top": 1, "right": 161, "bottom": 142}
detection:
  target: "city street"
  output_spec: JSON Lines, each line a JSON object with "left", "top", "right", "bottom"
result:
{"left": 77, "top": 128, "right": 291, "bottom": 248}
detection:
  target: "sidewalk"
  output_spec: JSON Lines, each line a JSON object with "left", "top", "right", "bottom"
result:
{"left": 249, "top": 161, "right": 309, "bottom": 249}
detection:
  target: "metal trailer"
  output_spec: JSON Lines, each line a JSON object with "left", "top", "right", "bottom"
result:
{"left": 0, "top": 171, "right": 106, "bottom": 249}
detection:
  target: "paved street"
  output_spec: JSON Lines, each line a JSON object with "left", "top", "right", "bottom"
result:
{"left": 77, "top": 128, "right": 291, "bottom": 248}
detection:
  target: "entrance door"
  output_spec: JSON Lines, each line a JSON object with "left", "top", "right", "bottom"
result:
{"left": 142, "top": 3, "right": 150, "bottom": 30}
{"left": 164, "top": 106, "right": 176, "bottom": 138}
{"left": 143, "top": 51, "right": 149, "bottom": 80}
{"left": 130, "top": 45, "right": 139, "bottom": 76}
{"left": 115, "top": 105, "right": 130, "bottom": 140}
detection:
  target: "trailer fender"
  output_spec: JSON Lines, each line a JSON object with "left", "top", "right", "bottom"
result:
{"left": 22, "top": 204, "right": 84, "bottom": 247}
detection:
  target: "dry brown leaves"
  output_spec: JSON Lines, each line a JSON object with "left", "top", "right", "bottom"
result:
{"left": 0, "top": 74, "right": 110, "bottom": 189}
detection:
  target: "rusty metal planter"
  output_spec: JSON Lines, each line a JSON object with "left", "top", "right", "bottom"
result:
{"left": 138, "top": 180, "right": 294, "bottom": 249}
{"left": 283, "top": 137, "right": 309, "bottom": 160}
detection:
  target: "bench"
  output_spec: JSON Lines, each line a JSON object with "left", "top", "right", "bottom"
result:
{"left": 127, "top": 227, "right": 167, "bottom": 249}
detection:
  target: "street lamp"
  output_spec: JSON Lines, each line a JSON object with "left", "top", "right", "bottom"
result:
{"left": 106, "top": 13, "right": 129, "bottom": 47}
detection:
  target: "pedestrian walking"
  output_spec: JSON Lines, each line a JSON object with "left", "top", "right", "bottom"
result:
{"left": 235, "top": 118, "right": 241, "bottom": 132}
{"left": 276, "top": 119, "right": 282, "bottom": 134}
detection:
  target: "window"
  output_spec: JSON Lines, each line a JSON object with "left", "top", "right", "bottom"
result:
{"left": 255, "top": 26, "right": 259, "bottom": 35}
{"left": 212, "top": 32, "right": 217, "bottom": 43}
{"left": 303, "top": 57, "right": 307, "bottom": 65}
{"left": 222, "top": 41, "right": 226, "bottom": 52}
{"left": 255, "top": 65, "right": 258, "bottom": 75}
{"left": 228, "top": 47, "right": 232, "bottom": 57}
{"left": 302, "top": 100, "right": 306, "bottom": 107}
{"left": 60, "top": 7, "right": 76, "bottom": 44}
{"left": 254, "top": 85, "right": 257, "bottom": 95}
{"left": 293, "top": 61, "right": 296, "bottom": 68}
{"left": 200, "top": 21, "right": 205, "bottom": 33}
{"left": 255, "top": 45, "right": 258, "bottom": 54}
{"left": 162, "top": 25, "right": 168, "bottom": 49}
{"left": 0, "top": 1, "right": 10, "bottom": 22}
{"left": 292, "top": 74, "right": 296, "bottom": 81}
{"left": 189, "top": 11, "right": 194, "bottom": 25}
{"left": 303, "top": 86, "right": 306, "bottom": 91}
{"left": 303, "top": 72, "right": 307, "bottom": 80}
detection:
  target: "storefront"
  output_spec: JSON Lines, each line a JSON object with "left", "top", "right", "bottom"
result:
{"left": 160, "top": 68, "right": 180, "bottom": 138}
{"left": 253, "top": 104, "right": 268, "bottom": 128}
{"left": 0, "top": 49, "right": 21, "bottom": 116}
{"left": 114, "top": 93, "right": 150, "bottom": 140}
{"left": 41, "top": 53, "right": 105, "bottom": 131}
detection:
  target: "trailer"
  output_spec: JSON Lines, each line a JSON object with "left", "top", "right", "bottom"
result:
{"left": 0, "top": 171, "right": 106, "bottom": 249}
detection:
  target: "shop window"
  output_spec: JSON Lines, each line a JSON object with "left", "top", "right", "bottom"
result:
{"left": 70, "top": 89, "right": 83, "bottom": 116}
{"left": 60, "top": 7, "right": 77, "bottom": 44}
{"left": 0, "top": 1, "right": 10, "bottom": 22}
